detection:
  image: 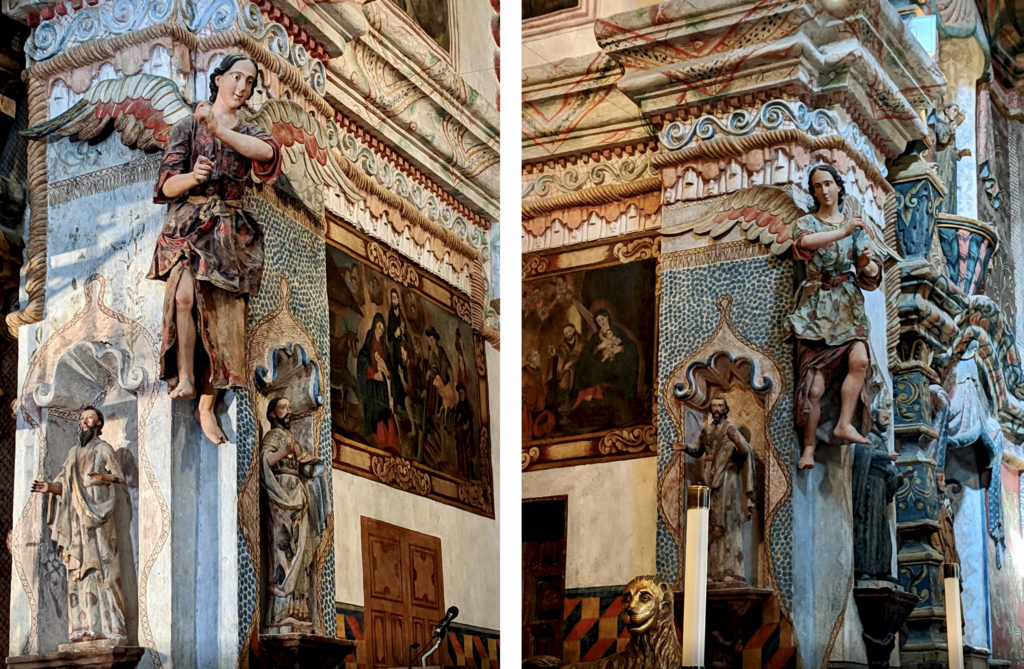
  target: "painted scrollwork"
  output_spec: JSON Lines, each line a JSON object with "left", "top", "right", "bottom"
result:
{"left": 660, "top": 99, "right": 880, "bottom": 168}
{"left": 613, "top": 237, "right": 659, "bottom": 263}
{"left": 597, "top": 426, "right": 656, "bottom": 454}
{"left": 451, "top": 294, "right": 472, "bottom": 324}
{"left": 369, "top": 455, "right": 431, "bottom": 495}
{"left": 522, "top": 254, "right": 549, "bottom": 278}
{"left": 521, "top": 446, "right": 541, "bottom": 470}
{"left": 366, "top": 241, "right": 421, "bottom": 288}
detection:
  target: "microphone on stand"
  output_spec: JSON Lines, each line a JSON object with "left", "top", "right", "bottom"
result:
{"left": 432, "top": 606, "right": 459, "bottom": 639}
{"left": 419, "top": 605, "right": 459, "bottom": 666}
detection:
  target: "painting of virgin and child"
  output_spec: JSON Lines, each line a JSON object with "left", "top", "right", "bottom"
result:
{"left": 328, "top": 246, "right": 482, "bottom": 482}
{"left": 522, "top": 259, "right": 655, "bottom": 442}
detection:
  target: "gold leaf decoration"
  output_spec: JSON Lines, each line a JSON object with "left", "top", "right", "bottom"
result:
{"left": 369, "top": 455, "right": 431, "bottom": 494}
{"left": 367, "top": 241, "right": 420, "bottom": 288}
{"left": 522, "top": 254, "right": 549, "bottom": 277}
{"left": 613, "top": 237, "right": 659, "bottom": 263}
{"left": 597, "top": 426, "right": 656, "bottom": 454}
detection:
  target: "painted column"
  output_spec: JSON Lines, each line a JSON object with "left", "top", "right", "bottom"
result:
{"left": 888, "top": 152, "right": 953, "bottom": 668}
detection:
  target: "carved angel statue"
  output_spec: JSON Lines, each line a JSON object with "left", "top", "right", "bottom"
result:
{"left": 662, "top": 164, "right": 899, "bottom": 472}
{"left": 25, "top": 56, "right": 363, "bottom": 445}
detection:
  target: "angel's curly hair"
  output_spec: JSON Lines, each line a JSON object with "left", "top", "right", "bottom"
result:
{"left": 208, "top": 54, "right": 260, "bottom": 103}
{"left": 807, "top": 163, "right": 846, "bottom": 212}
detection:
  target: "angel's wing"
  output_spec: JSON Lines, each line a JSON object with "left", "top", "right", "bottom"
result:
{"left": 661, "top": 186, "right": 804, "bottom": 255}
{"left": 246, "top": 98, "right": 363, "bottom": 208}
{"left": 23, "top": 74, "right": 190, "bottom": 152}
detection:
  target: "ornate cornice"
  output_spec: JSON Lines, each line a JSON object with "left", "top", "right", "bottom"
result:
{"left": 594, "top": 0, "right": 942, "bottom": 161}
{"left": 324, "top": 0, "right": 498, "bottom": 220}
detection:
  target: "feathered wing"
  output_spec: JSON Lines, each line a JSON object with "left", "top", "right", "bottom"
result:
{"left": 23, "top": 74, "right": 191, "bottom": 152}
{"left": 661, "top": 186, "right": 804, "bottom": 255}
{"left": 246, "top": 98, "right": 364, "bottom": 206}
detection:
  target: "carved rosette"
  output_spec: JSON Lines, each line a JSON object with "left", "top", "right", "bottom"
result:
{"left": 521, "top": 447, "right": 541, "bottom": 470}
{"left": 369, "top": 455, "right": 431, "bottom": 495}
{"left": 367, "top": 241, "right": 421, "bottom": 288}
{"left": 522, "top": 254, "right": 549, "bottom": 277}
{"left": 597, "top": 426, "right": 656, "bottom": 454}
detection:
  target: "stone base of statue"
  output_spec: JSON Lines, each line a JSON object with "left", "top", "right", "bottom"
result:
{"left": 852, "top": 585, "right": 920, "bottom": 669}
{"left": 255, "top": 633, "right": 356, "bottom": 669}
{"left": 6, "top": 642, "right": 145, "bottom": 669}
{"left": 673, "top": 586, "right": 772, "bottom": 669}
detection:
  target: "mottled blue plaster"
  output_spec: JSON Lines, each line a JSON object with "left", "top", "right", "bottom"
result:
{"left": 655, "top": 253, "right": 797, "bottom": 609}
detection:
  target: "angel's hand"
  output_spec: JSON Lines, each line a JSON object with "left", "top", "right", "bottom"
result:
{"left": 844, "top": 215, "right": 865, "bottom": 237}
{"left": 192, "top": 156, "right": 213, "bottom": 185}
{"left": 194, "top": 102, "right": 219, "bottom": 135}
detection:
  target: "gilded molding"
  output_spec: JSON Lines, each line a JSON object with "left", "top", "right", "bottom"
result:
{"left": 597, "top": 425, "right": 655, "bottom": 454}
{"left": 366, "top": 241, "right": 421, "bottom": 288}
{"left": 522, "top": 254, "right": 549, "bottom": 278}
{"left": 613, "top": 237, "right": 659, "bottom": 263}
{"left": 369, "top": 455, "right": 432, "bottom": 495}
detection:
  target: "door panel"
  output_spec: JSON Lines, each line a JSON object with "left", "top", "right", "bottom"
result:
{"left": 362, "top": 517, "right": 446, "bottom": 668}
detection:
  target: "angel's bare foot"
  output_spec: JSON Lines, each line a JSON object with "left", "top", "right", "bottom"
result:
{"left": 834, "top": 423, "right": 869, "bottom": 444}
{"left": 169, "top": 377, "right": 196, "bottom": 400}
{"left": 798, "top": 445, "right": 816, "bottom": 470}
{"left": 195, "top": 406, "right": 227, "bottom": 444}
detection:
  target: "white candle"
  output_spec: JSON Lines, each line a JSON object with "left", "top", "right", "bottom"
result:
{"left": 944, "top": 563, "right": 963, "bottom": 669}
{"left": 681, "top": 485, "right": 710, "bottom": 668}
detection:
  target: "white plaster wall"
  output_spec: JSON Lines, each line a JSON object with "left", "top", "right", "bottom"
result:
{"left": 521, "top": 458, "right": 658, "bottom": 589}
{"left": 522, "top": 0, "right": 662, "bottom": 68}
{"left": 455, "top": 0, "right": 499, "bottom": 110}
{"left": 332, "top": 344, "right": 500, "bottom": 631}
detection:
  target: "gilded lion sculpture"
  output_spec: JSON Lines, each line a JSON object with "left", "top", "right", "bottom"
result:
{"left": 524, "top": 574, "right": 681, "bottom": 669}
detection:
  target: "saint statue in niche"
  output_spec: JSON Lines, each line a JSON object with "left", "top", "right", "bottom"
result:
{"left": 851, "top": 407, "right": 904, "bottom": 583}
{"left": 150, "top": 53, "right": 281, "bottom": 445}
{"left": 789, "top": 164, "right": 882, "bottom": 470}
{"left": 673, "top": 396, "right": 757, "bottom": 586}
{"left": 32, "top": 406, "right": 128, "bottom": 643}
{"left": 261, "top": 397, "right": 324, "bottom": 632}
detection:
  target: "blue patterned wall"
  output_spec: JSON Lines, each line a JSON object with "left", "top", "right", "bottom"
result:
{"left": 656, "top": 253, "right": 797, "bottom": 609}
{"left": 236, "top": 193, "right": 334, "bottom": 651}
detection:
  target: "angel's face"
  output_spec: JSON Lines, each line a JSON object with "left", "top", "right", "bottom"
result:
{"left": 216, "top": 59, "right": 257, "bottom": 110}
{"left": 811, "top": 170, "right": 840, "bottom": 210}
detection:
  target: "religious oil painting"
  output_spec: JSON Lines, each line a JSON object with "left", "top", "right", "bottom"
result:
{"left": 327, "top": 244, "right": 492, "bottom": 514}
{"left": 522, "top": 259, "right": 656, "bottom": 451}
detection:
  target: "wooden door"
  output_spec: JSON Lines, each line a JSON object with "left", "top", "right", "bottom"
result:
{"left": 523, "top": 496, "right": 568, "bottom": 659}
{"left": 361, "top": 517, "right": 445, "bottom": 668}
